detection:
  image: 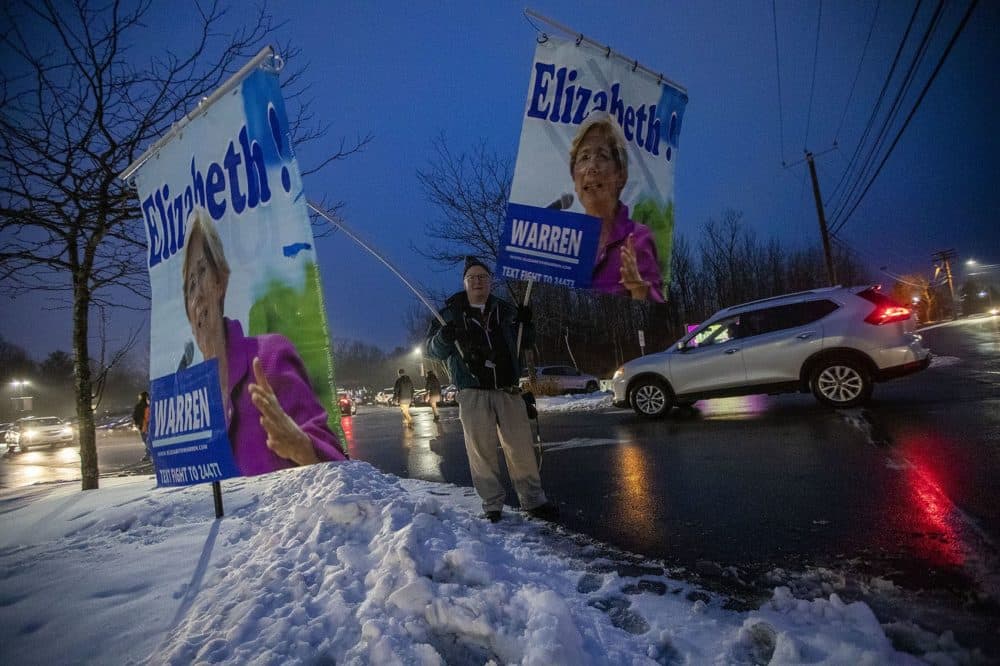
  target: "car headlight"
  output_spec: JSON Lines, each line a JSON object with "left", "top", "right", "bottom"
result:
{"left": 24, "top": 429, "right": 37, "bottom": 439}
{"left": 612, "top": 367, "right": 624, "bottom": 380}
{"left": 62, "top": 427, "right": 73, "bottom": 436}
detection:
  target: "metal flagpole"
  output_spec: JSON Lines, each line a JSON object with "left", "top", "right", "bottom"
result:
{"left": 307, "top": 201, "right": 446, "bottom": 325}
{"left": 119, "top": 46, "right": 279, "bottom": 183}
{"left": 307, "top": 202, "right": 469, "bottom": 360}
{"left": 523, "top": 9, "right": 688, "bottom": 94}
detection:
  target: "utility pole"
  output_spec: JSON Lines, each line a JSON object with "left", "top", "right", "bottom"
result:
{"left": 931, "top": 249, "right": 958, "bottom": 319}
{"left": 805, "top": 151, "right": 837, "bottom": 286}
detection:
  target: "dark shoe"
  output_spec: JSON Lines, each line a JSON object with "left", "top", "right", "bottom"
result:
{"left": 526, "top": 502, "right": 559, "bottom": 521}
{"left": 483, "top": 510, "right": 502, "bottom": 523}
{"left": 433, "top": 415, "right": 440, "bottom": 422}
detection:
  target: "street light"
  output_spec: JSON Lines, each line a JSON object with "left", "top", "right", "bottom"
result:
{"left": 9, "top": 379, "right": 31, "bottom": 413}
{"left": 412, "top": 346, "right": 425, "bottom": 378}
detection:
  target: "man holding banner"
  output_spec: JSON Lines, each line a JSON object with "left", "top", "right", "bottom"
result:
{"left": 426, "top": 257, "right": 557, "bottom": 524}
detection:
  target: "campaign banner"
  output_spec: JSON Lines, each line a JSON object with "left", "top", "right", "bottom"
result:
{"left": 131, "top": 64, "right": 346, "bottom": 486}
{"left": 503, "top": 35, "right": 687, "bottom": 302}
{"left": 496, "top": 203, "right": 599, "bottom": 288}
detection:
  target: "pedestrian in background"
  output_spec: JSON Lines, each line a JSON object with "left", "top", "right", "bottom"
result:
{"left": 394, "top": 368, "right": 414, "bottom": 428}
{"left": 425, "top": 256, "right": 557, "bottom": 523}
{"left": 133, "top": 391, "right": 151, "bottom": 462}
{"left": 425, "top": 370, "right": 442, "bottom": 422}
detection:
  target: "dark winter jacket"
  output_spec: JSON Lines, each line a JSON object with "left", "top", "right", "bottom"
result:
{"left": 425, "top": 372, "right": 442, "bottom": 397}
{"left": 393, "top": 374, "right": 413, "bottom": 402}
{"left": 425, "top": 291, "right": 533, "bottom": 391}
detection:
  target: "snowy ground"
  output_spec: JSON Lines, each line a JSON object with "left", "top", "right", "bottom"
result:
{"left": 1, "top": 385, "right": 990, "bottom": 664}
{"left": 0, "top": 459, "right": 976, "bottom": 665}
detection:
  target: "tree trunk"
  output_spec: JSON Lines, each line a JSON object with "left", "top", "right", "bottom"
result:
{"left": 73, "top": 283, "right": 99, "bottom": 490}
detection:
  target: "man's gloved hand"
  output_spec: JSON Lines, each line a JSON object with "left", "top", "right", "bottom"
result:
{"left": 440, "top": 323, "right": 470, "bottom": 347}
{"left": 439, "top": 323, "right": 458, "bottom": 344}
{"left": 515, "top": 305, "right": 532, "bottom": 324}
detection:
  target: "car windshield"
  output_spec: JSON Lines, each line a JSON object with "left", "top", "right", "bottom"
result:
{"left": 25, "top": 417, "right": 62, "bottom": 427}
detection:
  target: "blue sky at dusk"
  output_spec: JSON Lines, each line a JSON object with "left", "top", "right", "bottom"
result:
{"left": 2, "top": 0, "right": 997, "bottom": 364}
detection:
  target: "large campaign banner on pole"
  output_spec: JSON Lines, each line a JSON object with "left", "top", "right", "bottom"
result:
{"left": 499, "top": 35, "right": 687, "bottom": 302}
{"left": 130, "top": 61, "right": 347, "bottom": 486}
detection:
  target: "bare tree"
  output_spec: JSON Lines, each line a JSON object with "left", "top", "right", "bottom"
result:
{"left": 0, "top": 0, "right": 366, "bottom": 489}
{"left": 415, "top": 134, "right": 513, "bottom": 269}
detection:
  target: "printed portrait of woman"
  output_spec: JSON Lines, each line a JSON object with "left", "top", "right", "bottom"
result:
{"left": 181, "top": 207, "right": 347, "bottom": 475}
{"left": 569, "top": 113, "right": 665, "bottom": 302}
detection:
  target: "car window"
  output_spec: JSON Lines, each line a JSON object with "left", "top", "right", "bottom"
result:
{"left": 740, "top": 300, "right": 838, "bottom": 336}
{"left": 689, "top": 316, "right": 741, "bottom": 346}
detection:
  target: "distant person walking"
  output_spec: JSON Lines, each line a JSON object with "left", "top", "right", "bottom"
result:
{"left": 425, "top": 256, "right": 557, "bottom": 523}
{"left": 425, "top": 370, "right": 442, "bottom": 421}
{"left": 394, "top": 368, "right": 414, "bottom": 428}
{"left": 133, "top": 391, "right": 151, "bottom": 461}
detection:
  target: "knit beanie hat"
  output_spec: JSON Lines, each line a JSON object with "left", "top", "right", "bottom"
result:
{"left": 463, "top": 256, "right": 491, "bottom": 277}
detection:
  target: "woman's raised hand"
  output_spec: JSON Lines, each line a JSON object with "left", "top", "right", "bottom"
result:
{"left": 618, "top": 233, "right": 650, "bottom": 300}
{"left": 249, "top": 357, "right": 320, "bottom": 466}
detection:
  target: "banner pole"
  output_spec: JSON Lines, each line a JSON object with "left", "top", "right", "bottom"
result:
{"left": 307, "top": 201, "right": 469, "bottom": 359}
{"left": 516, "top": 279, "right": 533, "bottom": 357}
{"left": 119, "top": 45, "right": 278, "bottom": 182}
{"left": 523, "top": 8, "right": 687, "bottom": 94}
{"left": 307, "top": 201, "right": 445, "bottom": 326}
{"left": 212, "top": 481, "right": 224, "bottom": 518}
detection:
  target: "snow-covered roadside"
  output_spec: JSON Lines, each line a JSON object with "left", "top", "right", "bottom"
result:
{"left": 0, "top": 462, "right": 967, "bottom": 665}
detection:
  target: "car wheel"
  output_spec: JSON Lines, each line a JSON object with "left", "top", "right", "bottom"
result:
{"left": 810, "top": 357, "right": 872, "bottom": 407}
{"left": 630, "top": 378, "right": 672, "bottom": 418}
{"left": 585, "top": 380, "right": 599, "bottom": 393}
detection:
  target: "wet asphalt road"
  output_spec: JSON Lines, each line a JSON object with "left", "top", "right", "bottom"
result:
{"left": 342, "top": 317, "right": 1000, "bottom": 653}
{"left": 3, "top": 316, "right": 998, "bottom": 653}
{"left": 349, "top": 318, "right": 1000, "bottom": 590}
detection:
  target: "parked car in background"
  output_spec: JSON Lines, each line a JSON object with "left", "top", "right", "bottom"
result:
{"left": 412, "top": 388, "right": 429, "bottom": 406}
{"left": 95, "top": 412, "right": 134, "bottom": 434}
{"left": 439, "top": 384, "right": 458, "bottom": 407}
{"left": 613, "top": 285, "right": 931, "bottom": 417}
{"left": 5, "top": 416, "right": 76, "bottom": 452}
{"left": 337, "top": 391, "right": 357, "bottom": 416}
{"left": 520, "top": 365, "right": 601, "bottom": 394}
{"left": 375, "top": 387, "right": 396, "bottom": 406}
{"left": 1, "top": 422, "right": 14, "bottom": 454}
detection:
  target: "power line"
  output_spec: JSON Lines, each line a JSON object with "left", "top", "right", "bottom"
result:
{"left": 771, "top": 0, "right": 788, "bottom": 164}
{"left": 830, "top": 236, "right": 946, "bottom": 288}
{"left": 830, "top": 0, "right": 979, "bottom": 235}
{"left": 803, "top": 0, "right": 823, "bottom": 150}
{"left": 828, "top": 0, "right": 946, "bottom": 227}
{"left": 823, "top": 0, "right": 923, "bottom": 208}
{"left": 833, "top": 0, "right": 881, "bottom": 142}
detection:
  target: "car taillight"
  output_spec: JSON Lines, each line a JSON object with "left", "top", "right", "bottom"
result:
{"left": 864, "top": 305, "right": 911, "bottom": 325}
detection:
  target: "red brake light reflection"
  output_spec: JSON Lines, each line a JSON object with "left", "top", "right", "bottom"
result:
{"left": 864, "top": 306, "right": 911, "bottom": 325}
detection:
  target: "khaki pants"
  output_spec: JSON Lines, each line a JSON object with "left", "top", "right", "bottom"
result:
{"left": 399, "top": 400, "right": 412, "bottom": 426}
{"left": 457, "top": 388, "right": 546, "bottom": 513}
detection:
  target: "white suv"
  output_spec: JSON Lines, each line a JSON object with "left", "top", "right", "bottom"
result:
{"left": 612, "top": 286, "right": 931, "bottom": 417}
